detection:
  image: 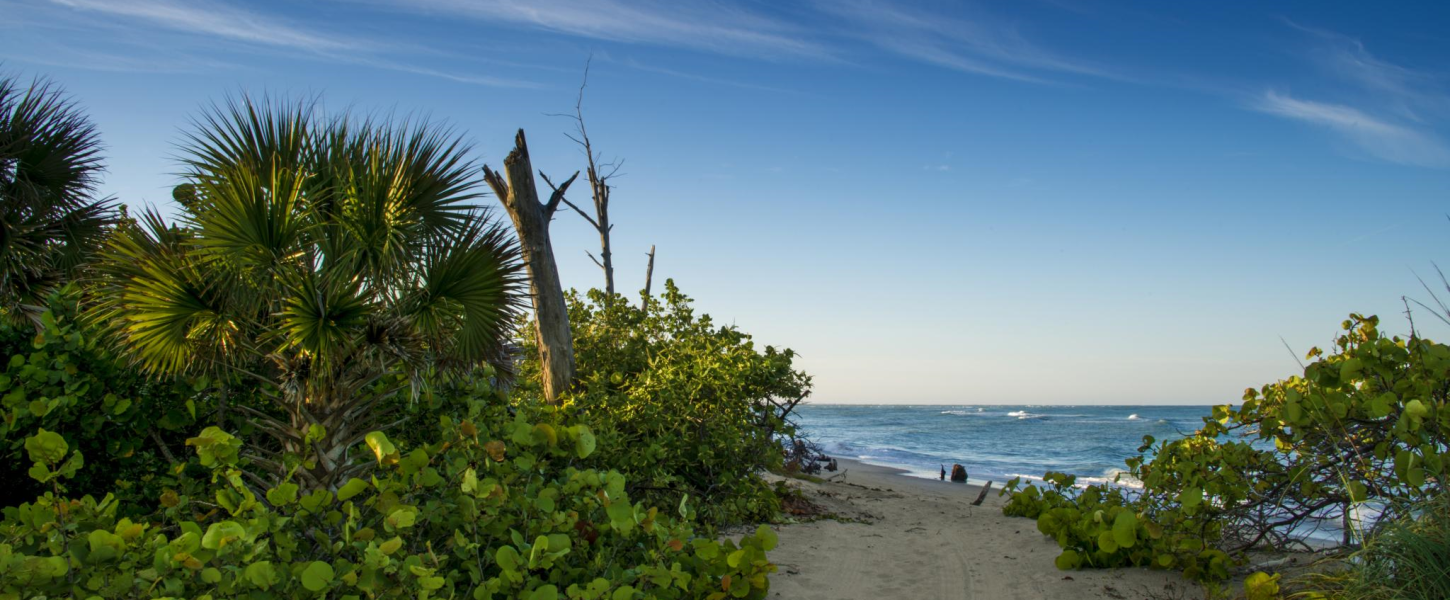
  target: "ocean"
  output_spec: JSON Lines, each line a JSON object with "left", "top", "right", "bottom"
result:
{"left": 793, "top": 404, "right": 1215, "bottom": 487}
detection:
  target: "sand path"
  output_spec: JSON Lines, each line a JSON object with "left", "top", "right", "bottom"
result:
{"left": 763, "top": 459, "right": 1190, "bottom": 600}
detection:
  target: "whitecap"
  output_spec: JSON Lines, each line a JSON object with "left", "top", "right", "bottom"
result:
{"left": 1127, "top": 414, "right": 1140, "bottom": 420}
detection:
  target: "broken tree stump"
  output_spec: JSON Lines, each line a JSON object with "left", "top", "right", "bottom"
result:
{"left": 950, "top": 464, "right": 968, "bottom": 483}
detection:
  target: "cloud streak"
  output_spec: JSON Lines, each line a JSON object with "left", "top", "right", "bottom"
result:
{"left": 42, "top": 0, "right": 540, "bottom": 87}
{"left": 50, "top": 0, "right": 357, "bottom": 53}
{"left": 1251, "top": 91, "right": 1450, "bottom": 168}
{"left": 810, "top": 0, "right": 1123, "bottom": 85}
{"left": 369, "top": 0, "right": 833, "bottom": 61}
{"left": 1285, "top": 20, "right": 1449, "bottom": 122}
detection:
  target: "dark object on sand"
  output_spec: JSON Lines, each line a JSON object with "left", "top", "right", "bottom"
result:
{"left": 940, "top": 465, "right": 946, "bottom": 480}
{"left": 825, "top": 458, "right": 838, "bottom": 472}
{"left": 972, "top": 481, "right": 993, "bottom": 505}
{"left": 950, "top": 464, "right": 968, "bottom": 483}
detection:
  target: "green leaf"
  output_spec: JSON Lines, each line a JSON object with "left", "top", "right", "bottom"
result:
{"left": 1097, "top": 530, "right": 1119, "bottom": 553}
{"left": 1178, "top": 486, "right": 1203, "bottom": 511}
{"left": 379, "top": 536, "right": 404, "bottom": 555}
{"left": 87, "top": 529, "right": 124, "bottom": 563}
{"left": 575, "top": 425, "right": 597, "bottom": 459}
{"left": 1112, "top": 511, "right": 1138, "bottom": 549}
{"left": 337, "top": 478, "right": 369, "bottom": 501}
{"left": 301, "top": 561, "right": 335, "bottom": 592}
{"left": 1369, "top": 393, "right": 1395, "bottom": 418}
{"left": 530, "top": 535, "right": 549, "bottom": 568}
{"left": 607, "top": 500, "right": 635, "bottom": 532}
{"left": 1244, "top": 571, "right": 1281, "bottom": 600}
{"left": 185, "top": 427, "right": 240, "bottom": 467}
{"left": 386, "top": 507, "right": 417, "bottom": 529}
{"left": 755, "top": 524, "right": 778, "bottom": 551}
{"left": 1405, "top": 399, "right": 1429, "bottom": 419}
{"left": 529, "top": 585, "right": 559, "bottom": 600}
{"left": 496, "top": 546, "right": 520, "bottom": 572}
{"left": 202, "top": 520, "right": 247, "bottom": 549}
{"left": 245, "top": 561, "right": 275, "bottom": 589}
{"left": 365, "top": 431, "right": 397, "bottom": 464}
{"left": 1054, "top": 550, "right": 1082, "bottom": 570}
{"left": 1406, "top": 466, "right": 1426, "bottom": 488}
{"left": 266, "top": 482, "right": 299, "bottom": 506}
{"left": 24, "top": 428, "right": 68, "bottom": 464}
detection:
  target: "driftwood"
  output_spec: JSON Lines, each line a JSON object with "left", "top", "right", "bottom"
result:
{"left": 972, "top": 481, "right": 994, "bottom": 506}
{"left": 483, "top": 130, "right": 578, "bottom": 403}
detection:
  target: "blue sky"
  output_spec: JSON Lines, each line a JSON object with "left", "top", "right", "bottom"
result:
{"left": 4, "top": 0, "right": 1449, "bottom": 404}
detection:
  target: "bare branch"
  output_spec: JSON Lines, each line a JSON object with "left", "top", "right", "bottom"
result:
{"left": 539, "top": 170, "right": 580, "bottom": 218}
{"left": 558, "top": 196, "right": 600, "bottom": 229}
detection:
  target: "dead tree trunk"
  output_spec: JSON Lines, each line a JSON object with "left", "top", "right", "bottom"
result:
{"left": 555, "top": 56, "right": 620, "bottom": 299}
{"left": 643, "top": 244, "right": 656, "bottom": 298}
{"left": 483, "top": 129, "right": 579, "bottom": 403}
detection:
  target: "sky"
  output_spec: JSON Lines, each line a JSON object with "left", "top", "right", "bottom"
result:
{"left": 4, "top": 0, "right": 1450, "bottom": 405}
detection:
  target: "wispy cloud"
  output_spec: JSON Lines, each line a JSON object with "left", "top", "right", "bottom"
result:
{"left": 366, "top": 0, "right": 833, "bottom": 61}
{"left": 50, "top": 0, "right": 358, "bottom": 53}
{"left": 40, "top": 0, "right": 539, "bottom": 87}
{"left": 811, "top": 0, "right": 1122, "bottom": 85}
{"left": 1251, "top": 90, "right": 1450, "bottom": 168}
{"left": 1285, "top": 20, "right": 1449, "bottom": 122}
{"left": 1242, "top": 22, "right": 1450, "bottom": 169}
{"left": 600, "top": 54, "right": 807, "bottom": 95}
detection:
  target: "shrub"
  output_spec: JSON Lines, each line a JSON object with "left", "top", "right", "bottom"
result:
{"left": 521, "top": 282, "right": 811, "bottom": 526}
{"left": 0, "top": 289, "right": 199, "bottom": 509}
{"left": 1002, "top": 314, "right": 1448, "bottom": 584}
{"left": 0, "top": 394, "right": 778, "bottom": 599}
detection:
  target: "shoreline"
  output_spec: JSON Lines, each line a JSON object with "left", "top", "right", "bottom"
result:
{"left": 764, "top": 457, "right": 1190, "bottom": 600}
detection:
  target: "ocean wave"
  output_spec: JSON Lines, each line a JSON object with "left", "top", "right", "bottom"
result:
{"left": 1127, "top": 414, "right": 1140, "bottom": 420}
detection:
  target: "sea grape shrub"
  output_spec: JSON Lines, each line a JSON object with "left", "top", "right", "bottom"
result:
{"left": 1003, "top": 314, "right": 1448, "bottom": 584}
{"left": 1000, "top": 473, "right": 1233, "bottom": 582}
{"left": 0, "top": 396, "right": 778, "bottom": 599}
{"left": 520, "top": 281, "right": 811, "bottom": 526}
{"left": 0, "top": 290, "right": 200, "bottom": 508}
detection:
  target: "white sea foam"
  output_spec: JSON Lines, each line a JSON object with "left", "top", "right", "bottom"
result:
{"left": 1127, "top": 413, "right": 1140, "bottom": 420}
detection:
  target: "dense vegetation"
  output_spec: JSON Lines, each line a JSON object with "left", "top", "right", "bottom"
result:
{"left": 522, "top": 286, "right": 810, "bottom": 526}
{"left": 0, "top": 74, "right": 793, "bottom": 599}
{"left": 1002, "top": 314, "right": 1448, "bottom": 596}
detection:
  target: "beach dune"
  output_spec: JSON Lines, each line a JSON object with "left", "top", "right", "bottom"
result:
{"left": 765, "top": 459, "right": 1187, "bottom": 600}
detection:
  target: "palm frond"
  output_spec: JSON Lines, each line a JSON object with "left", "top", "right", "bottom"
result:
{"left": 0, "top": 73, "right": 116, "bottom": 324}
{"left": 91, "top": 210, "right": 240, "bottom": 376}
{"left": 317, "top": 114, "right": 479, "bottom": 286}
{"left": 407, "top": 211, "right": 525, "bottom": 372}
{"left": 276, "top": 261, "right": 371, "bottom": 371}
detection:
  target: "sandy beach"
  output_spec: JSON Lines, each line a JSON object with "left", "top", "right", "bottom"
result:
{"left": 765, "top": 458, "right": 1190, "bottom": 600}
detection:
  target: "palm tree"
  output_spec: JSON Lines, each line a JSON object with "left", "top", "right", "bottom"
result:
{"left": 93, "top": 96, "right": 524, "bottom": 490}
{"left": 0, "top": 75, "right": 114, "bottom": 325}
